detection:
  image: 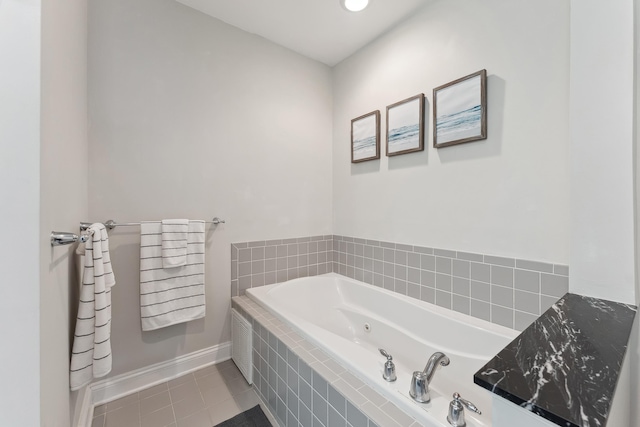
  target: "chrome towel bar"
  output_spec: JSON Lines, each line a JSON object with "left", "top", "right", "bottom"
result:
{"left": 51, "top": 217, "right": 225, "bottom": 246}
{"left": 79, "top": 217, "right": 225, "bottom": 231}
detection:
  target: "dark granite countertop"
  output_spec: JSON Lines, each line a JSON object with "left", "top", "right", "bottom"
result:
{"left": 474, "top": 293, "right": 636, "bottom": 427}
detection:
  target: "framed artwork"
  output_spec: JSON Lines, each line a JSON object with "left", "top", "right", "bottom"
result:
{"left": 433, "top": 69, "right": 487, "bottom": 148}
{"left": 351, "top": 110, "right": 380, "bottom": 163}
{"left": 386, "top": 94, "right": 424, "bottom": 156}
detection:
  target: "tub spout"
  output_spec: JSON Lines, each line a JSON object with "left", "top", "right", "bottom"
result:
{"left": 410, "top": 352, "right": 450, "bottom": 403}
{"left": 423, "top": 351, "right": 450, "bottom": 384}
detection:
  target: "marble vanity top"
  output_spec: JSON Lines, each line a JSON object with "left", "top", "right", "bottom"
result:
{"left": 474, "top": 293, "right": 636, "bottom": 427}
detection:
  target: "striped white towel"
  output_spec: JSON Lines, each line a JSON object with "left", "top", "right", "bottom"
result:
{"left": 70, "top": 223, "right": 116, "bottom": 391}
{"left": 162, "top": 219, "right": 188, "bottom": 268}
{"left": 139, "top": 220, "right": 206, "bottom": 331}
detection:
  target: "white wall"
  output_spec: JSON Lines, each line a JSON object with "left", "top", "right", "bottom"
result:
{"left": 332, "top": 0, "right": 570, "bottom": 264}
{"left": 40, "top": 0, "right": 88, "bottom": 425}
{"left": 569, "top": 0, "right": 636, "bottom": 305}
{"left": 88, "top": 0, "right": 333, "bottom": 377}
{"left": 0, "top": 1, "right": 42, "bottom": 426}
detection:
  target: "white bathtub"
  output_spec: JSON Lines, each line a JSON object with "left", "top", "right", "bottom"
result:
{"left": 246, "top": 273, "right": 518, "bottom": 427}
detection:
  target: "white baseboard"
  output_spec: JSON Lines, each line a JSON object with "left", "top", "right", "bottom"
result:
{"left": 76, "top": 342, "right": 231, "bottom": 427}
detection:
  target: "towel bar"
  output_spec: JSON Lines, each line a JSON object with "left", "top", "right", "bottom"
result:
{"left": 52, "top": 217, "right": 226, "bottom": 246}
{"left": 79, "top": 217, "right": 226, "bottom": 231}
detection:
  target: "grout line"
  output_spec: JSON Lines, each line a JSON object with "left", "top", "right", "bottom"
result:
{"left": 165, "top": 378, "right": 178, "bottom": 427}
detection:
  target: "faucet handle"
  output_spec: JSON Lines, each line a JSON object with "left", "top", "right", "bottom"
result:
{"left": 453, "top": 393, "right": 481, "bottom": 414}
{"left": 378, "top": 349, "right": 396, "bottom": 382}
{"left": 447, "top": 393, "right": 481, "bottom": 427}
{"left": 378, "top": 348, "right": 393, "bottom": 361}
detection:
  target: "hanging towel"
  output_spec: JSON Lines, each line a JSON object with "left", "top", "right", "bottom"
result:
{"left": 162, "top": 219, "right": 189, "bottom": 268}
{"left": 139, "top": 220, "right": 206, "bottom": 331}
{"left": 70, "top": 223, "right": 116, "bottom": 391}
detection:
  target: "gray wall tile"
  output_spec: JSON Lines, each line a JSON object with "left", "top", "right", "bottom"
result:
{"left": 554, "top": 264, "right": 569, "bottom": 276}
{"left": 420, "top": 286, "right": 435, "bottom": 304}
{"left": 514, "top": 269, "right": 540, "bottom": 293}
{"left": 421, "top": 270, "right": 435, "bottom": 287}
{"left": 491, "top": 285, "right": 513, "bottom": 308}
{"left": 470, "top": 299, "right": 491, "bottom": 321}
{"left": 327, "top": 385, "right": 346, "bottom": 416}
{"left": 435, "top": 290, "right": 452, "bottom": 309}
{"left": 541, "top": 273, "right": 569, "bottom": 297}
{"left": 452, "top": 259, "right": 470, "bottom": 278}
{"left": 395, "top": 280, "right": 407, "bottom": 295}
{"left": 239, "top": 248, "right": 251, "bottom": 262}
{"left": 265, "top": 245, "right": 277, "bottom": 259}
{"left": 515, "top": 290, "right": 540, "bottom": 315}
{"left": 515, "top": 311, "right": 538, "bottom": 331}
{"left": 434, "top": 248, "right": 456, "bottom": 258}
{"left": 436, "top": 256, "right": 452, "bottom": 273}
{"left": 407, "top": 267, "right": 420, "bottom": 284}
{"left": 516, "top": 259, "right": 554, "bottom": 273}
{"left": 346, "top": 401, "right": 367, "bottom": 427}
{"left": 436, "top": 273, "right": 452, "bottom": 291}
{"left": 470, "top": 280, "right": 490, "bottom": 302}
{"left": 421, "top": 254, "right": 436, "bottom": 271}
{"left": 541, "top": 295, "right": 560, "bottom": 313}
{"left": 491, "top": 265, "right": 514, "bottom": 287}
{"left": 363, "top": 245, "right": 374, "bottom": 259}
{"left": 452, "top": 295, "right": 470, "bottom": 315}
{"left": 470, "top": 262, "right": 490, "bottom": 283}
{"left": 456, "top": 251, "right": 484, "bottom": 262}
{"left": 452, "top": 277, "right": 470, "bottom": 297}
{"left": 395, "top": 250, "right": 408, "bottom": 265}
{"left": 413, "top": 246, "right": 434, "bottom": 255}
{"left": 407, "top": 283, "right": 420, "bottom": 299}
{"left": 251, "top": 247, "right": 265, "bottom": 260}
{"left": 484, "top": 255, "right": 515, "bottom": 267}
{"left": 407, "top": 252, "right": 421, "bottom": 268}
{"left": 492, "top": 304, "right": 514, "bottom": 328}
{"left": 328, "top": 405, "right": 346, "bottom": 427}
{"left": 394, "top": 265, "right": 407, "bottom": 280}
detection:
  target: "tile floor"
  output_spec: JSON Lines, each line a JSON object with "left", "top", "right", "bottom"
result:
{"left": 91, "top": 360, "right": 276, "bottom": 427}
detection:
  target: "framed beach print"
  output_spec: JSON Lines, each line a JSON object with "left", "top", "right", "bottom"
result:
{"left": 351, "top": 110, "right": 380, "bottom": 163}
{"left": 433, "top": 69, "right": 487, "bottom": 148}
{"left": 386, "top": 94, "right": 424, "bottom": 156}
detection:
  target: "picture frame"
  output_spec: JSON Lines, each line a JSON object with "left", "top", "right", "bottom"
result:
{"left": 351, "top": 110, "right": 380, "bottom": 163}
{"left": 433, "top": 69, "right": 487, "bottom": 148}
{"left": 386, "top": 94, "right": 424, "bottom": 156}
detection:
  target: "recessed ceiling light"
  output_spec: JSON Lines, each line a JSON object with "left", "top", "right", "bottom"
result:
{"left": 341, "top": 0, "right": 369, "bottom": 12}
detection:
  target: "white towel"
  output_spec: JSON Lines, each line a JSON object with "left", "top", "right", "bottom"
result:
{"left": 139, "top": 220, "right": 206, "bottom": 331}
{"left": 162, "top": 219, "right": 189, "bottom": 268}
{"left": 70, "top": 223, "right": 116, "bottom": 391}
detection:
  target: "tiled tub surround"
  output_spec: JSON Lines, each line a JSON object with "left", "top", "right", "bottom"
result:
{"left": 232, "top": 235, "right": 569, "bottom": 331}
{"left": 474, "top": 294, "right": 637, "bottom": 427}
{"left": 232, "top": 296, "right": 421, "bottom": 427}
{"left": 231, "top": 235, "right": 334, "bottom": 298}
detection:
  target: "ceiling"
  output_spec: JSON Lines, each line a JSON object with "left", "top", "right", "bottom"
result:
{"left": 175, "top": 0, "right": 431, "bottom": 66}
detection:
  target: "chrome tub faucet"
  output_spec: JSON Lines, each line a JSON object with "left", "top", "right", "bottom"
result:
{"left": 409, "top": 352, "right": 450, "bottom": 403}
